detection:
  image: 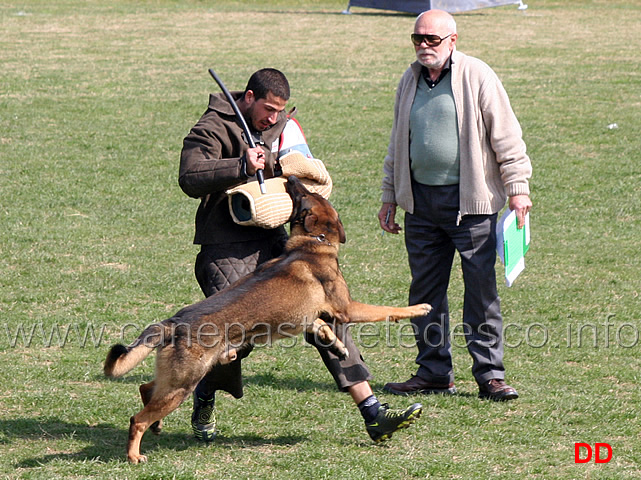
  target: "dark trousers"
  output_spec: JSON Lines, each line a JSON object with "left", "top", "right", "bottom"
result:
{"left": 404, "top": 182, "right": 505, "bottom": 385}
{"left": 194, "top": 238, "right": 371, "bottom": 399}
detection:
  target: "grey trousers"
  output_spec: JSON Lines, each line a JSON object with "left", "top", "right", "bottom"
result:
{"left": 404, "top": 182, "right": 505, "bottom": 385}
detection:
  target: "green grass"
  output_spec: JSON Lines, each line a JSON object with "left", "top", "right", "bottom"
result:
{"left": 1, "top": 0, "right": 641, "bottom": 478}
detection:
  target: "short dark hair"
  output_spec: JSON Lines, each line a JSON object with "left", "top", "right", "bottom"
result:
{"left": 244, "top": 68, "right": 290, "bottom": 101}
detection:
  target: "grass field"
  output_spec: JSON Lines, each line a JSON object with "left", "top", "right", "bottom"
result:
{"left": 1, "top": 0, "right": 640, "bottom": 478}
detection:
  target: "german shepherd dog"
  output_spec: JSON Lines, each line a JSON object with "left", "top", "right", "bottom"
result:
{"left": 104, "top": 176, "right": 431, "bottom": 464}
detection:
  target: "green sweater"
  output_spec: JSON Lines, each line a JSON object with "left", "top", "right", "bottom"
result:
{"left": 409, "top": 72, "right": 460, "bottom": 186}
{"left": 382, "top": 50, "right": 532, "bottom": 217}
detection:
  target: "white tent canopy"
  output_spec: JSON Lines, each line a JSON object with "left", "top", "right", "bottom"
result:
{"left": 343, "top": 0, "right": 527, "bottom": 14}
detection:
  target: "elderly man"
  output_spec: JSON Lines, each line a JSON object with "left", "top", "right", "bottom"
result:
{"left": 378, "top": 10, "right": 532, "bottom": 401}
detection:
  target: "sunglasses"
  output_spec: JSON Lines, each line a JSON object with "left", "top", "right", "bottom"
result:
{"left": 411, "top": 33, "right": 453, "bottom": 47}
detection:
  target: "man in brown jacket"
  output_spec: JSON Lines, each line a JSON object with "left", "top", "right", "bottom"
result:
{"left": 180, "top": 68, "right": 422, "bottom": 444}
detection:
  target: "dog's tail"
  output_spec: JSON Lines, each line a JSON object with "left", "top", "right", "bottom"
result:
{"left": 104, "top": 322, "right": 169, "bottom": 378}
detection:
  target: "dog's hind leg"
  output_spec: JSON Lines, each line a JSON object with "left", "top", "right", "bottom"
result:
{"left": 139, "top": 381, "right": 163, "bottom": 435}
{"left": 127, "top": 388, "right": 189, "bottom": 464}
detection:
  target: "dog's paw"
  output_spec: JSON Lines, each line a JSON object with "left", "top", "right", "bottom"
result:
{"left": 335, "top": 346, "right": 350, "bottom": 360}
{"left": 330, "top": 339, "right": 349, "bottom": 359}
{"left": 408, "top": 303, "right": 432, "bottom": 317}
{"left": 128, "top": 453, "right": 148, "bottom": 464}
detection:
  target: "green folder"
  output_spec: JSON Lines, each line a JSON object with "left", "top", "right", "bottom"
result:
{"left": 496, "top": 209, "right": 530, "bottom": 287}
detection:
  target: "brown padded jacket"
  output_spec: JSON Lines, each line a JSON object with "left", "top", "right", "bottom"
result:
{"left": 179, "top": 91, "right": 290, "bottom": 245}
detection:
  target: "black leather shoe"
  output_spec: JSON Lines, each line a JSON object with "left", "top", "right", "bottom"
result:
{"left": 384, "top": 375, "right": 456, "bottom": 396}
{"left": 478, "top": 379, "right": 519, "bottom": 401}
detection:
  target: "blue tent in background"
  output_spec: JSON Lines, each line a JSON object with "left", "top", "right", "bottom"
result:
{"left": 343, "top": 0, "right": 527, "bottom": 14}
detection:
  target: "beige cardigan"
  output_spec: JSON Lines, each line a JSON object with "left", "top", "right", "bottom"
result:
{"left": 381, "top": 50, "right": 532, "bottom": 216}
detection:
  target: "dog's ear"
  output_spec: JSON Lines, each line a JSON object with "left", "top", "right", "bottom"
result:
{"left": 337, "top": 217, "right": 346, "bottom": 244}
{"left": 304, "top": 214, "right": 318, "bottom": 233}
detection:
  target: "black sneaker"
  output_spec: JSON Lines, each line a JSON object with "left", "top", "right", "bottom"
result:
{"left": 191, "top": 394, "right": 216, "bottom": 442}
{"left": 365, "top": 403, "right": 422, "bottom": 443}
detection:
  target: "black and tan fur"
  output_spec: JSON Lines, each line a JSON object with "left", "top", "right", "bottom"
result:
{"left": 104, "top": 176, "right": 431, "bottom": 463}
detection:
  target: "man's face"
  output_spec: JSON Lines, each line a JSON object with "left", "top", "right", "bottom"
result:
{"left": 413, "top": 16, "right": 457, "bottom": 70}
{"left": 244, "top": 91, "right": 288, "bottom": 131}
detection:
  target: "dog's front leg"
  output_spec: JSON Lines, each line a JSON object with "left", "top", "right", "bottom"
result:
{"left": 305, "top": 318, "right": 349, "bottom": 359}
{"left": 344, "top": 301, "right": 432, "bottom": 323}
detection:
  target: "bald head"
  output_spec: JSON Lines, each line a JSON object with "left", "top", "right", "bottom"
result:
{"left": 415, "top": 9, "right": 457, "bottom": 34}
{"left": 413, "top": 9, "right": 458, "bottom": 71}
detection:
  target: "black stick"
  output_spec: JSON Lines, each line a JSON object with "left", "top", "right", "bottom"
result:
{"left": 208, "top": 68, "right": 266, "bottom": 194}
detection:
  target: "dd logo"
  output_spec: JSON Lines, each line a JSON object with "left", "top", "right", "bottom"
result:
{"left": 574, "top": 443, "right": 612, "bottom": 464}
